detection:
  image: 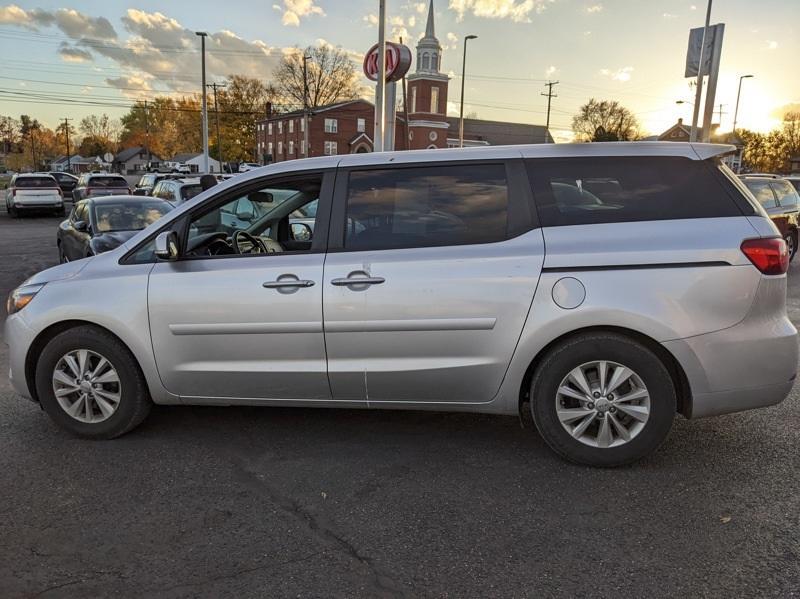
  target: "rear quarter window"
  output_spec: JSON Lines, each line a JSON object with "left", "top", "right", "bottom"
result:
{"left": 743, "top": 179, "right": 778, "bottom": 209}
{"left": 771, "top": 180, "right": 800, "bottom": 210}
{"left": 527, "top": 157, "right": 744, "bottom": 226}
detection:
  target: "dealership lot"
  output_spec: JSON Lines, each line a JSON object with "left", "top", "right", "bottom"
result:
{"left": 1, "top": 211, "right": 799, "bottom": 597}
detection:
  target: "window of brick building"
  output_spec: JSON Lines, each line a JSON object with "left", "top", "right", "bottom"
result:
{"left": 325, "top": 118, "right": 338, "bottom": 134}
{"left": 357, "top": 118, "right": 366, "bottom": 133}
{"left": 324, "top": 141, "right": 338, "bottom": 155}
{"left": 431, "top": 87, "right": 439, "bottom": 113}
{"left": 289, "top": 120, "right": 294, "bottom": 133}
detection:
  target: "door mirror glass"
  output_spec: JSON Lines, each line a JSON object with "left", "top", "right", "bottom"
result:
{"left": 291, "top": 222, "right": 313, "bottom": 241}
{"left": 236, "top": 208, "right": 255, "bottom": 221}
{"left": 154, "top": 231, "right": 180, "bottom": 261}
{"left": 74, "top": 220, "right": 88, "bottom": 232}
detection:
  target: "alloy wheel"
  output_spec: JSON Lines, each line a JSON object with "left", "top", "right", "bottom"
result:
{"left": 52, "top": 349, "right": 122, "bottom": 423}
{"left": 555, "top": 360, "right": 651, "bottom": 448}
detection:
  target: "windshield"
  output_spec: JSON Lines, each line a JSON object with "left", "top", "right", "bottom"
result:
{"left": 89, "top": 176, "right": 128, "bottom": 188}
{"left": 93, "top": 201, "right": 172, "bottom": 232}
{"left": 15, "top": 176, "right": 57, "bottom": 188}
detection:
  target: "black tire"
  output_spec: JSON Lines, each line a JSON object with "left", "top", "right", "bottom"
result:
{"left": 8, "top": 203, "right": 18, "bottom": 218}
{"left": 35, "top": 326, "right": 152, "bottom": 439}
{"left": 57, "top": 242, "right": 68, "bottom": 264}
{"left": 786, "top": 232, "right": 797, "bottom": 261}
{"left": 530, "top": 332, "right": 676, "bottom": 467}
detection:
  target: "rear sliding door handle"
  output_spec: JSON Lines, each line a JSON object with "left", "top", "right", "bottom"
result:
{"left": 331, "top": 275, "right": 385, "bottom": 286}
{"left": 263, "top": 279, "right": 315, "bottom": 289}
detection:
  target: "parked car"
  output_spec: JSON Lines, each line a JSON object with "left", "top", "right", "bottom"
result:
{"left": 57, "top": 196, "right": 172, "bottom": 263}
{"left": 161, "top": 162, "right": 191, "bottom": 174}
{"left": 47, "top": 171, "right": 79, "bottom": 196}
{"left": 238, "top": 162, "right": 261, "bottom": 173}
{"left": 151, "top": 178, "right": 204, "bottom": 206}
{"left": 4, "top": 173, "right": 64, "bottom": 217}
{"left": 785, "top": 175, "right": 800, "bottom": 194}
{"left": 72, "top": 173, "right": 131, "bottom": 202}
{"left": 5, "top": 143, "right": 797, "bottom": 466}
{"left": 740, "top": 175, "right": 800, "bottom": 258}
{"left": 132, "top": 173, "right": 182, "bottom": 196}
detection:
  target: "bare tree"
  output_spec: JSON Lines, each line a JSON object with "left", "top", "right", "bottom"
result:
{"left": 274, "top": 44, "right": 359, "bottom": 109}
{"left": 572, "top": 99, "right": 641, "bottom": 142}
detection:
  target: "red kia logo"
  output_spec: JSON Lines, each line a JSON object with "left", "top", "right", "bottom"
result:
{"left": 363, "top": 42, "right": 412, "bottom": 83}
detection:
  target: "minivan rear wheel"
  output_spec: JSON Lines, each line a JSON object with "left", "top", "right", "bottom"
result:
{"left": 35, "top": 326, "right": 152, "bottom": 439}
{"left": 530, "top": 332, "right": 676, "bottom": 467}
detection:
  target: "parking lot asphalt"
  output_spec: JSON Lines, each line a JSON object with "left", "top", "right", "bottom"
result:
{"left": 1, "top": 210, "right": 799, "bottom": 598}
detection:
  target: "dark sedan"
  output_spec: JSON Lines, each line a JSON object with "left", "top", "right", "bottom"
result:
{"left": 47, "top": 171, "right": 79, "bottom": 196}
{"left": 57, "top": 196, "right": 172, "bottom": 263}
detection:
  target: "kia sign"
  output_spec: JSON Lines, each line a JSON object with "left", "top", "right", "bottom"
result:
{"left": 363, "top": 42, "right": 412, "bottom": 83}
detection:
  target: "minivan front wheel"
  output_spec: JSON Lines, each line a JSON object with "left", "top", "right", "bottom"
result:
{"left": 35, "top": 326, "right": 152, "bottom": 439}
{"left": 530, "top": 332, "right": 676, "bottom": 467}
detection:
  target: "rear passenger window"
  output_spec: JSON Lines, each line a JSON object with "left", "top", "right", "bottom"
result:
{"left": 772, "top": 180, "right": 799, "bottom": 210}
{"left": 527, "top": 157, "right": 741, "bottom": 226}
{"left": 745, "top": 180, "right": 777, "bottom": 209}
{"left": 344, "top": 164, "right": 509, "bottom": 250}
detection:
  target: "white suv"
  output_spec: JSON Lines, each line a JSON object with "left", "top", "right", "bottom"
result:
{"left": 5, "top": 173, "right": 64, "bottom": 217}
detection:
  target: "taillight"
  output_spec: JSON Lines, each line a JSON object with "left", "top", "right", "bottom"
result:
{"left": 741, "top": 238, "right": 789, "bottom": 275}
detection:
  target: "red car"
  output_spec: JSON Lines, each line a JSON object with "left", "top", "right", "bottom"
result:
{"left": 740, "top": 175, "right": 800, "bottom": 259}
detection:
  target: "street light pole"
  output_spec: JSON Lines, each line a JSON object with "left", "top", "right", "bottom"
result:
{"left": 208, "top": 82, "right": 227, "bottom": 171}
{"left": 459, "top": 35, "right": 477, "bottom": 148}
{"left": 374, "top": 0, "right": 387, "bottom": 152}
{"left": 732, "top": 74, "right": 754, "bottom": 134}
{"left": 196, "top": 31, "right": 209, "bottom": 173}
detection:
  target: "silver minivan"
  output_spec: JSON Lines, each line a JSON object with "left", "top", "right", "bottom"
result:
{"left": 5, "top": 143, "right": 797, "bottom": 466}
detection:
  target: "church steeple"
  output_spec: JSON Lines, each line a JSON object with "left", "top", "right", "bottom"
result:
{"left": 425, "top": 0, "right": 435, "bottom": 38}
{"left": 415, "top": 0, "right": 442, "bottom": 75}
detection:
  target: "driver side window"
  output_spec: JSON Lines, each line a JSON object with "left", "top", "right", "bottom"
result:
{"left": 185, "top": 175, "right": 323, "bottom": 258}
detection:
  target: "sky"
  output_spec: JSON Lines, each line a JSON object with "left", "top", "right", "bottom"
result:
{"left": 0, "top": 0, "right": 798, "bottom": 142}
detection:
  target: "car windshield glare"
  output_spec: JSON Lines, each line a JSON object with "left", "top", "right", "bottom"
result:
{"left": 89, "top": 176, "right": 128, "bottom": 188}
{"left": 93, "top": 202, "right": 171, "bottom": 232}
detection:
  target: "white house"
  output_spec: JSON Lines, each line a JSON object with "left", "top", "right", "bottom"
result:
{"left": 169, "top": 153, "right": 221, "bottom": 174}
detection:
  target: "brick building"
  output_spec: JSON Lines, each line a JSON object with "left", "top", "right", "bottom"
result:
{"left": 255, "top": 0, "right": 550, "bottom": 163}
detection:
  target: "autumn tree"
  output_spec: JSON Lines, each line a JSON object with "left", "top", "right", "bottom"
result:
{"left": 215, "top": 75, "right": 281, "bottom": 162}
{"left": 783, "top": 112, "right": 800, "bottom": 162}
{"left": 572, "top": 99, "right": 641, "bottom": 142}
{"left": 739, "top": 129, "right": 790, "bottom": 173}
{"left": 274, "top": 44, "right": 359, "bottom": 109}
{"left": 77, "top": 114, "right": 120, "bottom": 157}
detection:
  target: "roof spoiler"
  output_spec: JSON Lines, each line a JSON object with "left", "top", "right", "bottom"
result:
{"left": 690, "top": 143, "right": 738, "bottom": 160}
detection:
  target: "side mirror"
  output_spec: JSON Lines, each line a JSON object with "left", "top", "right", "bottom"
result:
{"left": 291, "top": 222, "right": 313, "bottom": 242}
{"left": 74, "top": 220, "right": 88, "bottom": 232}
{"left": 154, "top": 231, "right": 180, "bottom": 261}
{"left": 236, "top": 209, "right": 255, "bottom": 221}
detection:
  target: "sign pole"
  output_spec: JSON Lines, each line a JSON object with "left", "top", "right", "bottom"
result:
{"left": 701, "top": 24, "right": 724, "bottom": 143}
{"left": 374, "top": 0, "right": 387, "bottom": 152}
{"left": 690, "top": 0, "right": 711, "bottom": 142}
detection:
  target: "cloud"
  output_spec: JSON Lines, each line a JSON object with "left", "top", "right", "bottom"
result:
{"left": 765, "top": 40, "right": 778, "bottom": 50}
{"left": 585, "top": 3, "right": 602, "bottom": 13}
{"left": 274, "top": 0, "right": 325, "bottom": 27}
{"left": 105, "top": 74, "right": 154, "bottom": 99}
{"left": 662, "top": 12, "right": 677, "bottom": 19}
{"left": 545, "top": 65, "right": 557, "bottom": 78}
{"left": 58, "top": 43, "right": 93, "bottom": 63}
{"left": 449, "top": 0, "right": 553, "bottom": 23}
{"left": 0, "top": 5, "right": 116, "bottom": 39}
{"left": 445, "top": 32, "right": 459, "bottom": 49}
{"left": 599, "top": 66, "right": 633, "bottom": 82}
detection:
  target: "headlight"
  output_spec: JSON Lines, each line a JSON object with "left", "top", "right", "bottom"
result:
{"left": 6, "top": 283, "right": 45, "bottom": 315}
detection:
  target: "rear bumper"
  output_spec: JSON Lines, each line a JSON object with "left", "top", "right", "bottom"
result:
{"left": 663, "top": 276, "right": 798, "bottom": 419}
{"left": 13, "top": 199, "right": 63, "bottom": 208}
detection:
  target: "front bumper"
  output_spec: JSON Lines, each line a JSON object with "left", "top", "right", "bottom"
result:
{"left": 4, "top": 313, "right": 37, "bottom": 400}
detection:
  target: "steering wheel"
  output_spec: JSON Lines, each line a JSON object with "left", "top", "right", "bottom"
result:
{"left": 232, "top": 230, "right": 268, "bottom": 254}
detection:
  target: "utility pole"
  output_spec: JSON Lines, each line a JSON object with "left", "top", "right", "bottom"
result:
{"left": 143, "top": 100, "right": 150, "bottom": 169}
{"left": 196, "top": 31, "right": 209, "bottom": 173}
{"left": 541, "top": 81, "right": 559, "bottom": 143}
{"left": 302, "top": 53, "right": 311, "bottom": 158}
{"left": 716, "top": 103, "right": 727, "bottom": 130}
{"left": 62, "top": 118, "right": 72, "bottom": 174}
{"left": 208, "top": 82, "right": 227, "bottom": 170}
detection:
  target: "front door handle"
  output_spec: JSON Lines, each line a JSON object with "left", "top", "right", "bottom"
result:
{"left": 331, "top": 273, "right": 385, "bottom": 286}
{"left": 263, "top": 277, "right": 315, "bottom": 289}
